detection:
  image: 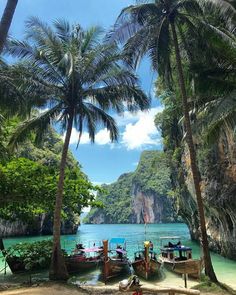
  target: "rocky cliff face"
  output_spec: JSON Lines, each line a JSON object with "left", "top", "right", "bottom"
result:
{"left": 0, "top": 214, "right": 78, "bottom": 237}
{"left": 178, "top": 130, "right": 236, "bottom": 259}
{"left": 131, "top": 184, "right": 176, "bottom": 223}
{"left": 85, "top": 151, "right": 180, "bottom": 224}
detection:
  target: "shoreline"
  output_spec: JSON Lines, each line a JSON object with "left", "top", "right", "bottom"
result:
{"left": 0, "top": 281, "right": 233, "bottom": 295}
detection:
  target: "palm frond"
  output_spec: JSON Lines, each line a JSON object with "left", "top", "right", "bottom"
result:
{"left": 8, "top": 104, "right": 62, "bottom": 150}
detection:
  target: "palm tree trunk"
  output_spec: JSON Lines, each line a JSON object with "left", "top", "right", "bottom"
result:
{"left": 0, "top": 0, "right": 18, "bottom": 54}
{"left": 49, "top": 113, "right": 74, "bottom": 281}
{"left": 0, "top": 0, "right": 18, "bottom": 255}
{"left": 170, "top": 21, "right": 217, "bottom": 282}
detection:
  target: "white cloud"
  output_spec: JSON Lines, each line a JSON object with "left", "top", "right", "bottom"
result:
{"left": 63, "top": 128, "right": 112, "bottom": 145}
{"left": 121, "top": 107, "right": 163, "bottom": 150}
{"left": 95, "top": 129, "right": 111, "bottom": 145}
{"left": 63, "top": 128, "right": 90, "bottom": 145}
{"left": 114, "top": 106, "right": 163, "bottom": 127}
{"left": 63, "top": 106, "right": 163, "bottom": 150}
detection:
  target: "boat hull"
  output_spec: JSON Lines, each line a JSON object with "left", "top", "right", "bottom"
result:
{"left": 132, "top": 259, "right": 161, "bottom": 280}
{"left": 5, "top": 256, "right": 48, "bottom": 274}
{"left": 162, "top": 259, "right": 203, "bottom": 279}
{"left": 102, "top": 258, "right": 130, "bottom": 281}
{"left": 65, "top": 255, "right": 101, "bottom": 274}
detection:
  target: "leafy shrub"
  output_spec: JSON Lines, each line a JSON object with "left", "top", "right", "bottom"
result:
{"left": 6, "top": 240, "right": 53, "bottom": 271}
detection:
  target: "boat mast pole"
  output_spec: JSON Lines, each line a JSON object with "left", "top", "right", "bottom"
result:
{"left": 103, "top": 240, "right": 109, "bottom": 283}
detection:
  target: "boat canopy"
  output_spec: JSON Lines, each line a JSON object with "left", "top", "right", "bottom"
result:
{"left": 110, "top": 238, "right": 126, "bottom": 244}
{"left": 160, "top": 236, "right": 181, "bottom": 240}
{"left": 82, "top": 247, "right": 103, "bottom": 253}
{"left": 134, "top": 249, "right": 158, "bottom": 255}
{"left": 161, "top": 246, "right": 192, "bottom": 252}
{"left": 115, "top": 248, "right": 127, "bottom": 254}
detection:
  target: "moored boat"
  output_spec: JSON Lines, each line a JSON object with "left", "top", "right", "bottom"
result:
{"left": 159, "top": 237, "right": 203, "bottom": 279}
{"left": 65, "top": 244, "right": 103, "bottom": 274}
{"left": 102, "top": 238, "right": 131, "bottom": 281}
{"left": 132, "top": 241, "right": 162, "bottom": 280}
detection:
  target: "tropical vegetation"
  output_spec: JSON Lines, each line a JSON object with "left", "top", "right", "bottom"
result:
{"left": 0, "top": 0, "right": 236, "bottom": 284}
{"left": 5, "top": 240, "right": 54, "bottom": 272}
{"left": 85, "top": 151, "right": 179, "bottom": 224}
{"left": 3, "top": 18, "right": 149, "bottom": 280}
{"left": 110, "top": 0, "right": 236, "bottom": 282}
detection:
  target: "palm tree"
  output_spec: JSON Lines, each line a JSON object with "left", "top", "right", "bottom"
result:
{"left": 110, "top": 0, "right": 235, "bottom": 282}
{"left": 7, "top": 18, "right": 150, "bottom": 280}
{"left": 0, "top": 0, "right": 18, "bottom": 53}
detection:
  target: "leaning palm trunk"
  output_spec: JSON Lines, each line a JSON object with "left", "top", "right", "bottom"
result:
{"left": 170, "top": 22, "right": 217, "bottom": 283}
{"left": 49, "top": 114, "right": 74, "bottom": 280}
{"left": 0, "top": 0, "right": 18, "bottom": 53}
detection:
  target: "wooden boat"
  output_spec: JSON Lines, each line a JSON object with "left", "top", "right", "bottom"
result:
{"left": 66, "top": 245, "right": 103, "bottom": 274}
{"left": 102, "top": 238, "right": 131, "bottom": 281}
{"left": 0, "top": 240, "right": 102, "bottom": 274}
{"left": 159, "top": 237, "right": 203, "bottom": 279}
{"left": 132, "top": 241, "right": 162, "bottom": 280}
{"left": 0, "top": 239, "right": 46, "bottom": 273}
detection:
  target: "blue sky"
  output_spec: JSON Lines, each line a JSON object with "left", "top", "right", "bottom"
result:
{"left": 0, "top": 0, "right": 162, "bottom": 184}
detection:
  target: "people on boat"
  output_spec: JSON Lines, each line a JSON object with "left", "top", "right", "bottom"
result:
{"left": 116, "top": 245, "right": 123, "bottom": 259}
{"left": 73, "top": 243, "right": 85, "bottom": 255}
{"left": 76, "top": 243, "right": 85, "bottom": 250}
{"left": 168, "top": 240, "right": 182, "bottom": 248}
{"left": 149, "top": 241, "right": 153, "bottom": 250}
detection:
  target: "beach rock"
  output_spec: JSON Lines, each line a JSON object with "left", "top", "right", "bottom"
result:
{"left": 0, "top": 214, "right": 78, "bottom": 237}
{"left": 177, "top": 129, "right": 236, "bottom": 260}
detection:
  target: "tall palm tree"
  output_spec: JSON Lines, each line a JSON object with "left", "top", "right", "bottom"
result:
{"left": 7, "top": 18, "right": 150, "bottom": 280}
{"left": 0, "top": 0, "right": 18, "bottom": 53}
{"left": 110, "top": 0, "right": 235, "bottom": 282}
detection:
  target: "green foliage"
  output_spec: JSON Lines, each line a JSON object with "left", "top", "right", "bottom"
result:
{"left": 133, "top": 151, "right": 171, "bottom": 195}
{"left": 0, "top": 123, "right": 100, "bottom": 223}
{"left": 85, "top": 151, "right": 176, "bottom": 224}
{"left": 6, "top": 18, "right": 149, "bottom": 150}
{"left": 0, "top": 157, "right": 99, "bottom": 221}
{"left": 5, "top": 240, "right": 53, "bottom": 271}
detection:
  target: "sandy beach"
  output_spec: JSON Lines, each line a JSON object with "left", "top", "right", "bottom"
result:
{"left": 0, "top": 281, "right": 232, "bottom": 295}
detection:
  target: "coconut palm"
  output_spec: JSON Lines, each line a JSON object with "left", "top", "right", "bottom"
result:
{"left": 0, "top": 0, "right": 18, "bottom": 53}
{"left": 110, "top": 0, "right": 235, "bottom": 282}
{"left": 7, "top": 18, "right": 150, "bottom": 280}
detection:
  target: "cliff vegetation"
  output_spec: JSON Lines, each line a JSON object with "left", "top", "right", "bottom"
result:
{"left": 84, "top": 150, "right": 180, "bottom": 224}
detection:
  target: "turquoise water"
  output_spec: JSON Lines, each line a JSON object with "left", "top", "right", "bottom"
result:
{"left": 1, "top": 223, "right": 236, "bottom": 288}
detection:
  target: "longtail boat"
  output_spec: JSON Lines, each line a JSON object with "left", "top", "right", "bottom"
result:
{"left": 132, "top": 241, "right": 162, "bottom": 280}
{"left": 159, "top": 237, "right": 203, "bottom": 279}
{"left": 66, "top": 244, "right": 103, "bottom": 274}
{"left": 0, "top": 240, "right": 47, "bottom": 274}
{"left": 0, "top": 240, "right": 102, "bottom": 274}
{"left": 102, "top": 238, "right": 131, "bottom": 281}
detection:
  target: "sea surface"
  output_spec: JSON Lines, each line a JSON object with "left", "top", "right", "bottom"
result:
{"left": 1, "top": 223, "right": 236, "bottom": 289}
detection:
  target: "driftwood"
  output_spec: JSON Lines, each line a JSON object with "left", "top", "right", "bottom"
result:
{"left": 79, "top": 285, "right": 200, "bottom": 295}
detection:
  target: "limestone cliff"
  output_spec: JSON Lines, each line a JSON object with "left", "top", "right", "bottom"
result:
{"left": 0, "top": 214, "right": 78, "bottom": 237}
{"left": 178, "top": 130, "right": 236, "bottom": 260}
{"left": 84, "top": 151, "right": 180, "bottom": 224}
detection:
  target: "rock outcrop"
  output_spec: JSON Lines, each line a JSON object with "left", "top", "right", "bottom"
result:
{"left": 85, "top": 151, "right": 180, "bottom": 224}
{"left": 176, "top": 130, "right": 236, "bottom": 259}
{"left": 0, "top": 214, "right": 78, "bottom": 237}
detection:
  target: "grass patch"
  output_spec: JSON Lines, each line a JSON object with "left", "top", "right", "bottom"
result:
{"left": 193, "top": 276, "right": 236, "bottom": 295}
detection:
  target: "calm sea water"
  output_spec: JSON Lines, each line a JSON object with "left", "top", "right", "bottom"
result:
{"left": 1, "top": 223, "right": 236, "bottom": 288}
